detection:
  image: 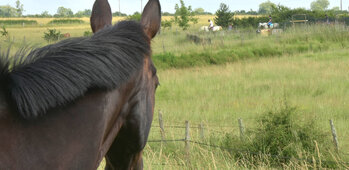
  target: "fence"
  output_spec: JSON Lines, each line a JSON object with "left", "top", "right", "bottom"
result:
{"left": 147, "top": 111, "right": 349, "bottom": 167}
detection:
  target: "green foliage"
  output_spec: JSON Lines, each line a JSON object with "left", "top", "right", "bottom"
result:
{"left": 15, "top": 0, "right": 24, "bottom": 17}
{"left": 0, "top": 26, "right": 8, "bottom": 37}
{"left": 48, "top": 19, "right": 84, "bottom": 25}
{"left": 233, "top": 17, "right": 269, "bottom": 28}
{"left": 161, "top": 20, "right": 174, "bottom": 30}
{"left": 74, "top": 9, "right": 92, "bottom": 18}
{"left": 194, "top": 8, "right": 205, "bottom": 15}
{"left": 221, "top": 105, "right": 336, "bottom": 167}
{"left": 127, "top": 12, "right": 141, "bottom": 22}
{"left": 83, "top": 30, "right": 93, "bottom": 37}
{"left": 162, "top": 12, "right": 174, "bottom": 16}
{"left": 311, "top": 0, "right": 330, "bottom": 11}
{"left": 331, "top": 6, "right": 340, "bottom": 11}
{"left": 153, "top": 24, "right": 349, "bottom": 69}
{"left": 40, "top": 11, "right": 52, "bottom": 18}
{"left": 174, "top": 0, "right": 198, "bottom": 30}
{"left": 55, "top": 6, "right": 74, "bottom": 17}
{"left": 233, "top": 5, "right": 349, "bottom": 27}
{"left": 193, "top": 8, "right": 212, "bottom": 15}
{"left": 214, "top": 3, "right": 234, "bottom": 28}
{"left": 259, "top": 0, "right": 277, "bottom": 14}
{"left": 0, "top": 20, "right": 37, "bottom": 25}
{"left": 0, "top": 5, "right": 20, "bottom": 17}
{"left": 112, "top": 11, "right": 127, "bottom": 17}
{"left": 43, "top": 29, "right": 63, "bottom": 43}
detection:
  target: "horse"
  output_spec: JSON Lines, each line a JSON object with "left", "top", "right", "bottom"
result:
{"left": 259, "top": 22, "right": 279, "bottom": 29}
{"left": 200, "top": 26, "right": 223, "bottom": 32}
{"left": 0, "top": 0, "right": 161, "bottom": 169}
{"left": 63, "top": 33, "right": 71, "bottom": 38}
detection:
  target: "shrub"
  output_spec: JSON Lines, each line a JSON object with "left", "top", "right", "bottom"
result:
{"left": 0, "top": 20, "right": 37, "bottom": 25}
{"left": 218, "top": 104, "right": 338, "bottom": 168}
{"left": 43, "top": 29, "right": 63, "bottom": 42}
{"left": 48, "top": 19, "right": 84, "bottom": 25}
{"left": 127, "top": 12, "right": 141, "bottom": 22}
{"left": 83, "top": 30, "right": 93, "bottom": 37}
{"left": 0, "top": 26, "right": 8, "bottom": 37}
{"left": 161, "top": 20, "right": 174, "bottom": 30}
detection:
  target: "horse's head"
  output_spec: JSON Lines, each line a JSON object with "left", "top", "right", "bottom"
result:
{"left": 90, "top": 0, "right": 161, "bottom": 154}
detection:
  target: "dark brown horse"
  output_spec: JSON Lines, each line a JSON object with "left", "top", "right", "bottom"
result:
{"left": 0, "top": 0, "right": 160, "bottom": 169}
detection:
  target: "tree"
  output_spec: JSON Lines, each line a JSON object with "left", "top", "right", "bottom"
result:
{"left": 56, "top": 6, "right": 74, "bottom": 17}
{"left": 127, "top": 12, "right": 141, "bottom": 21}
{"left": 0, "top": 5, "right": 19, "bottom": 17}
{"left": 161, "top": 20, "right": 174, "bottom": 30}
{"left": 41, "top": 11, "right": 52, "bottom": 18}
{"left": 112, "top": 11, "right": 127, "bottom": 17}
{"left": 259, "top": 1, "right": 277, "bottom": 14}
{"left": 214, "top": 3, "right": 234, "bottom": 28}
{"left": 310, "top": 0, "right": 330, "bottom": 11}
{"left": 174, "top": 0, "right": 198, "bottom": 30}
{"left": 162, "top": 12, "right": 174, "bottom": 16}
{"left": 43, "top": 29, "right": 63, "bottom": 43}
{"left": 15, "top": 0, "right": 24, "bottom": 17}
{"left": 75, "top": 9, "right": 92, "bottom": 17}
{"left": 331, "top": 6, "right": 340, "bottom": 11}
{"left": 194, "top": 8, "right": 205, "bottom": 15}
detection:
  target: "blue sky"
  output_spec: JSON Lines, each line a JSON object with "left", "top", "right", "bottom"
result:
{"left": 1, "top": 0, "right": 348, "bottom": 15}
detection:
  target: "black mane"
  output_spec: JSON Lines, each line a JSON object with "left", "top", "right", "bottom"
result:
{"left": 0, "top": 21, "right": 150, "bottom": 119}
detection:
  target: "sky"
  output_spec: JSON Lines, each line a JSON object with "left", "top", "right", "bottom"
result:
{"left": 0, "top": 0, "right": 348, "bottom": 15}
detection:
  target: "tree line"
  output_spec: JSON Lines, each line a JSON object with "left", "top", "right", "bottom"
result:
{"left": 1, "top": 0, "right": 348, "bottom": 29}
{"left": 0, "top": 0, "right": 127, "bottom": 18}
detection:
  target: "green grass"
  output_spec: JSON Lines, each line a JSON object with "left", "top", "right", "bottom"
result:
{"left": 152, "top": 24, "right": 349, "bottom": 69}
{"left": 1, "top": 21, "right": 349, "bottom": 169}
{"left": 146, "top": 49, "right": 349, "bottom": 169}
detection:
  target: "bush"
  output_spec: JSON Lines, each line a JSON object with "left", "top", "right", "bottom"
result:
{"left": 47, "top": 19, "right": 84, "bottom": 25}
{"left": 161, "top": 20, "right": 174, "bottom": 30}
{"left": 0, "top": 20, "right": 37, "bottom": 25}
{"left": 233, "top": 16, "right": 269, "bottom": 28}
{"left": 232, "top": 5, "right": 349, "bottom": 28}
{"left": 127, "top": 12, "right": 141, "bottom": 22}
{"left": 218, "top": 104, "right": 338, "bottom": 168}
{"left": 0, "top": 26, "right": 8, "bottom": 37}
{"left": 43, "top": 29, "right": 63, "bottom": 42}
{"left": 83, "top": 30, "right": 93, "bottom": 37}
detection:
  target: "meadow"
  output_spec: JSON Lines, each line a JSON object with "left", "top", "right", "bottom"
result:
{"left": 1, "top": 16, "right": 349, "bottom": 169}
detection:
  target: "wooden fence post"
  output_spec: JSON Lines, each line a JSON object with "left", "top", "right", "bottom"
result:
{"left": 185, "top": 120, "right": 190, "bottom": 164}
{"left": 238, "top": 118, "right": 245, "bottom": 141}
{"left": 199, "top": 122, "right": 204, "bottom": 140}
{"left": 158, "top": 110, "right": 166, "bottom": 142}
{"left": 185, "top": 121, "right": 190, "bottom": 153}
{"left": 329, "top": 119, "right": 339, "bottom": 152}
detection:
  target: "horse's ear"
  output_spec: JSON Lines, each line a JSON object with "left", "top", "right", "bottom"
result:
{"left": 90, "top": 0, "right": 112, "bottom": 33}
{"left": 141, "top": 0, "right": 161, "bottom": 39}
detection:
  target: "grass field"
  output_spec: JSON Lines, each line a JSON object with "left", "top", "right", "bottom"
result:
{"left": 145, "top": 50, "right": 349, "bottom": 168}
{"left": 0, "top": 16, "right": 349, "bottom": 169}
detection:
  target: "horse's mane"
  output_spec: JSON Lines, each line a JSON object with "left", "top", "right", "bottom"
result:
{"left": 0, "top": 21, "right": 150, "bottom": 119}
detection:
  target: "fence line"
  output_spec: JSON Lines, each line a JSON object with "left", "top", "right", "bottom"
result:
{"left": 147, "top": 138, "right": 349, "bottom": 166}
{"left": 147, "top": 114, "right": 349, "bottom": 167}
{"left": 148, "top": 139, "right": 184, "bottom": 143}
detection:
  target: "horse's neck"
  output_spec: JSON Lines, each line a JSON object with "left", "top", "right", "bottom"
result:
{"left": 0, "top": 91, "right": 9, "bottom": 119}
